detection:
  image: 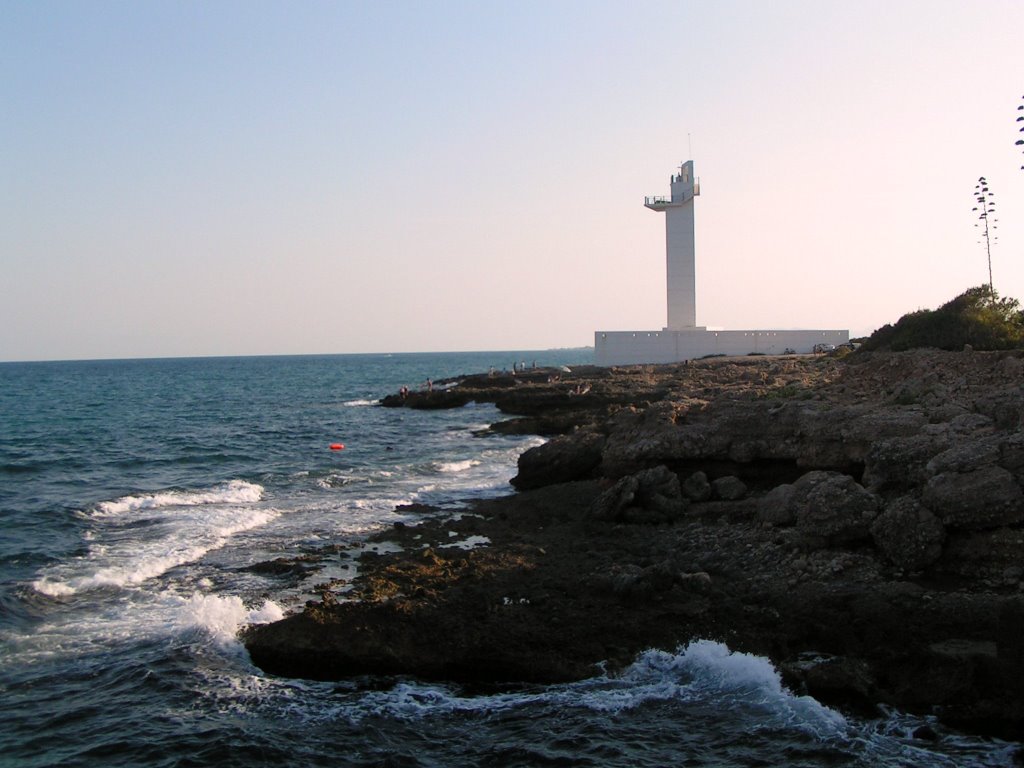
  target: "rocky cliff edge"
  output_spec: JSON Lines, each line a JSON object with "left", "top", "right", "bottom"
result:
{"left": 244, "top": 349, "right": 1024, "bottom": 739}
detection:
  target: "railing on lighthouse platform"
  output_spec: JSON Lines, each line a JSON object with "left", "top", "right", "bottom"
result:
{"left": 644, "top": 180, "right": 699, "bottom": 210}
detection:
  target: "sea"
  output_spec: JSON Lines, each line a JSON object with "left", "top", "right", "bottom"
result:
{"left": 0, "top": 351, "right": 1018, "bottom": 767}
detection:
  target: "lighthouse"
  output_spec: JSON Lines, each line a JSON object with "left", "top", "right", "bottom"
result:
{"left": 645, "top": 160, "right": 701, "bottom": 330}
{"left": 594, "top": 158, "right": 849, "bottom": 365}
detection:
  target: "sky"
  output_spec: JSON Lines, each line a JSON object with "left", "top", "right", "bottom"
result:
{"left": 2, "top": 0, "right": 1023, "bottom": 361}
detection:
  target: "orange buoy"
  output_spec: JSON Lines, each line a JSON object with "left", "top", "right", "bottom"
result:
{"left": 329, "top": 443, "right": 345, "bottom": 451}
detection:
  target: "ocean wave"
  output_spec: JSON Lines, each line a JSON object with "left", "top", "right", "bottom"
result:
{"left": 435, "top": 459, "right": 481, "bottom": 473}
{"left": 348, "top": 497, "right": 414, "bottom": 514}
{"left": 33, "top": 506, "right": 279, "bottom": 596}
{"left": 315, "top": 473, "right": 358, "bottom": 489}
{"left": 5, "top": 588, "right": 287, "bottom": 667}
{"left": 93, "top": 480, "right": 264, "bottom": 517}
{"left": 342, "top": 399, "right": 378, "bottom": 407}
{"left": 32, "top": 578, "right": 76, "bottom": 597}
{"left": 344, "top": 640, "right": 844, "bottom": 735}
{"left": 171, "top": 592, "right": 284, "bottom": 648}
{"left": 608, "top": 641, "right": 845, "bottom": 730}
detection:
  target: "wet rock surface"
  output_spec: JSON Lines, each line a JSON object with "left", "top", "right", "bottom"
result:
{"left": 244, "top": 349, "right": 1024, "bottom": 739}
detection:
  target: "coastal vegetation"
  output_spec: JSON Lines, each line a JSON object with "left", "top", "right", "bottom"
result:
{"left": 859, "top": 286, "right": 1024, "bottom": 352}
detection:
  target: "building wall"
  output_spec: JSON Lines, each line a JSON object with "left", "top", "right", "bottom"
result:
{"left": 665, "top": 202, "right": 696, "bottom": 329}
{"left": 594, "top": 328, "right": 850, "bottom": 366}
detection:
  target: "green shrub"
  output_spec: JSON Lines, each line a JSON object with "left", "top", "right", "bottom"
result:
{"left": 860, "top": 286, "right": 1024, "bottom": 352}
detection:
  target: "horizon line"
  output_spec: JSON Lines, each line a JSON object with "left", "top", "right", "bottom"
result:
{"left": 0, "top": 346, "right": 596, "bottom": 366}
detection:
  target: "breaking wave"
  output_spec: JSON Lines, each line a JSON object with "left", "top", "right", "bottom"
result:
{"left": 93, "top": 480, "right": 264, "bottom": 517}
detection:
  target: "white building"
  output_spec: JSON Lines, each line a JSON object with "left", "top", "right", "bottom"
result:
{"left": 595, "top": 160, "right": 848, "bottom": 366}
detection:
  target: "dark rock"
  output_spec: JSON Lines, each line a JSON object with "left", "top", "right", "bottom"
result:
{"left": 870, "top": 496, "right": 945, "bottom": 571}
{"left": 681, "top": 470, "right": 712, "bottom": 502}
{"left": 596, "top": 561, "right": 711, "bottom": 602}
{"left": 792, "top": 471, "right": 879, "bottom": 546}
{"left": 677, "top": 571, "right": 712, "bottom": 592}
{"left": 922, "top": 466, "right": 1024, "bottom": 530}
{"left": 757, "top": 483, "right": 796, "bottom": 525}
{"left": 997, "top": 599, "right": 1024, "bottom": 669}
{"left": 394, "top": 502, "right": 440, "bottom": 515}
{"left": 997, "top": 432, "right": 1024, "bottom": 476}
{"left": 926, "top": 436, "right": 1002, "bottom": 476}
{"left": 588, "top": 465, "right": 686, "bottom": 524}
{"left": 780, "top": 653, "right": 878, "bottom": 714}
{"left": 712, "top": 475, "right": 747, "bottom": 501}
{"left": 243, "top": 558, "right": 313, "bottom": 577}
{"left": 511, "top": 431, "right": 606, "bottom": 490}
{"left": 938, "top": 527, "right": 1024, "bottom": 581}
{"left": 862, "top": 434, "right": 949, "bottom": 493}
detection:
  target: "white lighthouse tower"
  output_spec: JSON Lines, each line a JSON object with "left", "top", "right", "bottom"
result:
{"left": 594, "top": 157, "right": 849, "bottom": 366}
{"left": 645, "top": 160, "right": 701, "bottom": 330}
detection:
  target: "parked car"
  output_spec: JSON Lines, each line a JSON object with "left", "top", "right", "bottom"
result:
{"left": 813, "top": 343, "right": 836, "bottom": 354}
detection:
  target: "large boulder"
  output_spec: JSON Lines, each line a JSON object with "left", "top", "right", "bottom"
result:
{"left": 922, "top": 466, "right": 1024, "bottom": 530}
{"left": 757, "top": 483, "right": 797, "bottom": 525}
{"left": 870, "top": 496, "right": 946, "bottom": 571}
{"left": 862, "top": 434, "right": 949, "bottom": 493}
{"left": 588, "top": 465, "right": 687, "bottom": 524}
{"left": 794, "top": 471, "right": 880, "bottom": 546}
{"left": 757, "top": 471, "right": 880, "bottom": 546}
{"left": 926, "top": 436, "right": 1002, "bottom": 476}
{"left": 681, "top": 470, "right": 712, "bottom": 502}
{"left": 511, "top": 431, "right": 606, "bottom": 490}
{"left": 712, "top": 475, "right": 748, "bottom": 501}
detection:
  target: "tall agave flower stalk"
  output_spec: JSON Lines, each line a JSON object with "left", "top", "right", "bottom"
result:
{"left": 972, "top": 177, "right": 998, "bottom": 299}
{"left": 1017, "top": 94, "right": 1023, "bottom": 169}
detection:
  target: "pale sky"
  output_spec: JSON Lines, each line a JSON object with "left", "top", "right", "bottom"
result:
{"left": 2, "top": 0, "right": 1023, "bottom": 361}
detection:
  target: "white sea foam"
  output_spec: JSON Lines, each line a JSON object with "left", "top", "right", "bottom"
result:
{"left": 341, "top": 639, "right": 844, "bottom": 737}
{"left": 349, "top": 497, "right": 412, "bottom": 513}
{"left": 93, "top": 479, "right": 264, "bottom": 517}
{"left": 172, "top": 592, "right": 284, "bottom": 647}
{"left": 597, "top": 641, "right": 847, "bottom": 736}
{"left": 315, "top": 472, "right": 358, "bottom": 489}
{"left": 33, "top": 481, "right": 278, "bottom": 596}
{"left": 35, "top": 507, "right": 279, "bottom": 595}
{"left": 436, "top": 459, "right": 481, "bottom": 473}
{"left": 342, "top": 399, "right": 377, "bottom": 407}
{"left": 32, "top": 579, "right": 76, "bottom": 597}
{"left": 6, "top": 585, "right": 287, "bottom": 667}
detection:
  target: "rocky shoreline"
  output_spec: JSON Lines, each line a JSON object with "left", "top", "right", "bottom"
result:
{"left": 243, "top": 349, "right": 1024, "bottom": 740}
